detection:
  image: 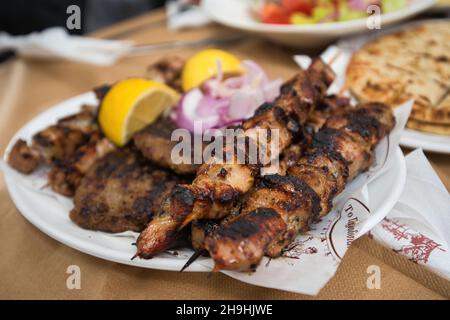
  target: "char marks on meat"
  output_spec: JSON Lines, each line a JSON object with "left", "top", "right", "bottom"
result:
{"left": 70, "top": 147, "right": 188, "bottom": 233}
{"left": 134, "top": 58, "right": 336, "bottom": 259}
{"left": 133, "top": 116, "right": 199, "bottom": 175}
{"left": 204, "top": 103, "right": 395, "bottom": 271}
{"left": 7, "top": 105, "right": 98, "bottom": 174}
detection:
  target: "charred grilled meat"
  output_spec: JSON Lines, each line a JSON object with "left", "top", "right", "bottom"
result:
{"left": 7, "top": 105, "right": 113, "bottom": 197}
{"left": 189, "top": 96, "right": 351, "bottom": 261}
{"left": 70, "top": 147, "right": 187, "bottom": 233}
{"left": 146, "top": 56, "right": 184, "bottom": 92}
{"left": 133, "top": 116, "right": 199, "bottom": 175}
{"left": 7, "top": 139, "right": 42, "bottom": 174}
{"left": 32, "top": 105, "right": 98, "bottom": 163}
{"left": 134, "top": 59, "right": 335, "bottom": 259}
{"left": 7, "top": 105, "right": 98, "bottom": 174}
{"left": 307, "top": 94, "right": 351, "bottom": 131}
{"left": 191, "top": 209, "right": 241, "bottom": 253}
{"left": 204, "top": 102, "right": 395, "bottom": 271}
{"left": 48, "top": 132, "right": 115, "bottom": 197}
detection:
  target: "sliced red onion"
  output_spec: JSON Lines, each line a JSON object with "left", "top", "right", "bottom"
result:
{"left": 197, "top": 115, "right": 221, "bottom": 132}
{"left": 201, "top": 80, "right": 215, "bottom": 96}
{"left": 197, "top": 96, "right": 218, "bottom": 117}
{"left": 175, "top": 88, "right": 225, "bottom": 132}
{"left": 229, "top": 89, "right": 265, "bottom": 120}
{"left": 215, "top": 59, "right": 223, "bottom": 82}
{"left": 203, "top": 79, "right": 235, "bottom": 98}
{"left": 175, "top": 88, "right": 209, "bottom": 132}
{"left": 263, "top": 78, "right": 282, "bottom": 102}
{"left": 176, "top": 106, "right": 221, "bottom": 132}
{"left": 175, "top": 89, "right": 201, "bottom": 132}
{"left": 241, "top": 59, "right": 269, "bottom": 85}
{"left": 175, "top": 60, "right": 281, "bottom": 133}
{"left": 197, "top": 96, "right": 229, "bottom": 117}
{"left": 224, "top": 76, "right": 245, "bottom": 89}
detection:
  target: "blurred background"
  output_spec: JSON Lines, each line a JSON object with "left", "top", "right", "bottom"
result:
{"left": 1, "top": 0, "right": 448, "bottom": 36}
{"left": 0, "top": 0, "right": 168, "bottom": 35}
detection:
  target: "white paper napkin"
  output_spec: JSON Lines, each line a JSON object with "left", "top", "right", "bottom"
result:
{"left": 370, "top": 149, "right": 450, "bottom": 281}
{"left": 0, "top": 27, "right": 134, "bottom": 66}
{"left": 166, "top": 0, "right": 212, "bottom": 30}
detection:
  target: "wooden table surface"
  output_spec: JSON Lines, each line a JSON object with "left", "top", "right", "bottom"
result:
{"left": 0, "top": 9, "right": 449, "bottom": 299}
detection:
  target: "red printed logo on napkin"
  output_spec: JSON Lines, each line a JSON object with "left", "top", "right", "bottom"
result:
{"left": 381, "top": 218, "right": 446, "bottom": 264}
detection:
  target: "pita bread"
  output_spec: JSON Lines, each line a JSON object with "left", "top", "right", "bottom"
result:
{"left": 406, "top": 119, "right": 450, "bottom": 136}
{"left": 346, "top": 21, "right": 450, "bottom": 128}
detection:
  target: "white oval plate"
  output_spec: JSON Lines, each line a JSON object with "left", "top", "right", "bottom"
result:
{"left": 202, "top": 0, "right": 435, "bottom": 48}
{"left": 3, "top": 92, "right": 406, "bottom": 272}
{"left": 400, "top": 129, "right": 450, "bottom": 154}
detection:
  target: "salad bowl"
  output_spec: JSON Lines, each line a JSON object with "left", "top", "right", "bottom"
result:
{"left": 202, "top": 0, "right": 436, "bottom": 48}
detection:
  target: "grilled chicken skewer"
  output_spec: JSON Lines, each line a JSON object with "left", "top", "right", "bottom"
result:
{"left": 135, "top": 59, "right": 335, "bottom": 259}
{"left": 185, "top": 139, "right": 308, "bottom": 272}
{"left": 182, "top": 95, "right": 351, "bottom": 271}
{"left": 48, "top": 132, "right": 115, "bottom": 196}
{"left": 266, "top": 94, "right": 350, "bottom": 176}
{"left": 7, "top": 105, "right": 117, "bottom": 197}
{"left": 8, "top": 105, "right": 98, "bottom": 174}
{"left": 165, "top": 95, "right": 350, "bottom": 269}
{"left": 204, "top": 102, "right": 395, "bottom": 271}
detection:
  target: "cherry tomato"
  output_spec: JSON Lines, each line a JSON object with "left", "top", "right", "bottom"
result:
{"left": 281, "top": 0, "right": 315, "bottom": 16}
{"left": 261, "top": 3, "right": 291, "bottom": 24}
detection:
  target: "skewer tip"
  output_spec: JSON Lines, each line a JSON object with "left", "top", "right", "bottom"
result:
{"left": 130, "top": 253, "right": 139, "bottom": 260}
{"left": 179, "top": 249, "right": 206, "bottom": 272}
{"left": 178, "top": 214, "right": 197, "bottom": 231}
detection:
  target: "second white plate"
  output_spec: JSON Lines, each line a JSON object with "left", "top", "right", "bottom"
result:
{"left": 400, "top": 129, "right": 450, "bottom": 154}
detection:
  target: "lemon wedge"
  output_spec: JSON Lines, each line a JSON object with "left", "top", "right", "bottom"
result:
{"left": 181, "top": 49, "right": 242, "bottom": 92}
{"left": 99, "top": 78, "right": 179, "bottom": 146}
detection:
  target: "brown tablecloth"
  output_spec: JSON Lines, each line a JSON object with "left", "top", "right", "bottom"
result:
{"left": 0, "top": 10, "right": 449, "bottom": 300}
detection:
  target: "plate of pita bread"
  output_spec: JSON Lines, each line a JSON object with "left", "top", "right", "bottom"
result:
{"left": 342, "top": 19, "right": 450, "bottom": 153}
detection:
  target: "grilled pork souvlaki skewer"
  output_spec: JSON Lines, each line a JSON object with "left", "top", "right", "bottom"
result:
{"left": 181, "top": 138, "right": 311, "bottom": 272}
{"left": 204, "top": 102, "right": 395, "bottom": 271}
{"left": 181, "top": 95, "right": 352, "bottom": 271}
{"left": 134, "top": 59, "right": 336, "bottom": 259}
